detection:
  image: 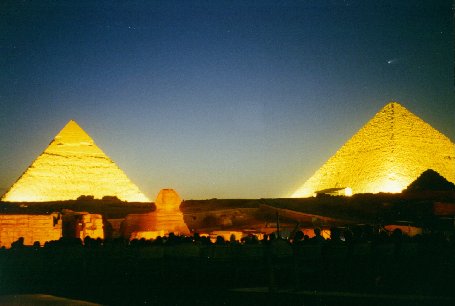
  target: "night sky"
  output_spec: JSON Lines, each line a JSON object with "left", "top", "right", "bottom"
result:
{"left": 0, "top": 0, "right": 453, "bottom": 200}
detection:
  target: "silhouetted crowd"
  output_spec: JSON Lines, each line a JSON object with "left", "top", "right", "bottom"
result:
{"left": 1, "top": 225, "right": 455, "bottom": 305}
{"left": 3, "top": 224, "right": 455, "bottom": 251}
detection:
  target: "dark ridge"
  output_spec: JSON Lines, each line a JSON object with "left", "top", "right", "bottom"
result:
{"left": 0, "top": 199, "right": 155, "bottom": 218}
{"left": 405, "top": 169, "right": 455, "bottom": 192}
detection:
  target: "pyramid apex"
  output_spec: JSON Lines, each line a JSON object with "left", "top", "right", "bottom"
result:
{"left": 377, "top": 102, "right": 413, "bottom": 117}
{"left": 60, "top": 119, "right": 83, "bottom": 131}
{"left": 55, "top": 120, "right": 92, "bottom": 144}
{"left": 383, "top": 101, "right": 405, "bottom": 109}
{"left": 64, "top": 119, "right": 82, "bottom": 127}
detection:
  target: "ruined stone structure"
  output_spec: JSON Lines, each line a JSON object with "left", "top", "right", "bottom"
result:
{"left": 122, "top": 189, "right": 190, "bottom": 239}
{"left": 154, "top": 189, "right": 190, "bottom": 235}
{"left": 2, "top": 120, "right": 149, "bottom": 202}
{"left": 0, "top": 211, "right": 105, "bottom": 248}
{"left": 62, "top": 210, "right": 104, "bottom": 240}
{"left": 292, "top": 102, "right": 455, "bottom": 197}
{"left": 121, "top": 213, "right": 158, "bottom": 239}
{"left": 0, "top": 214, "right": 61, "bottom": 248}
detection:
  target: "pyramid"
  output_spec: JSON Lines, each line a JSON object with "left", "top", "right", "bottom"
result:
{"left": 405, "top": 169, "right": 455, "bottom": 192}
{"left": 1, "top": 120, "right": 150, "bottom": 202}
{"left": 291, "top": 102, "right": 455, "bottom": 197}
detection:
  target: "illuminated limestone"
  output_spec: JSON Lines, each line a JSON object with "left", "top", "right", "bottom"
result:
{"left": 0, "top": 214, "right": 62, "bottom": 248}
{"left": 0, "top": 211, "right": 104, "bottom": 248}
{"left": 154, "top": 189, "right": 190, "bottom": 235}
{"left": 1, "top": 120, "right": 150, "bottom": 202}
{"left": 292, "top": 102, "right": 455, "bottom": 197}
{"left": 155, "top": 188, "right": 182, "bottom": 211}
{"left": 62, "top": 211, "right": 104, "bottom": 240}
{"left": 122, "top": 189, "right": 190, "bottom": 238}
{"left": 122, "top": 213, "right": 157, "bottom": 239}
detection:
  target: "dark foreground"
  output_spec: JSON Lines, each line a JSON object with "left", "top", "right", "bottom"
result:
{"left": 1, "top": 237, "right": 454, "bottom": 306}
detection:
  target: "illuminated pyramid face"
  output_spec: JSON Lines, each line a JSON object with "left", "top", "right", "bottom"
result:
{"left": 292, "top": 102, "right": 455, "bottom": 197}
{"left": 2, "top": 120, "right": 150, "bottom": 202}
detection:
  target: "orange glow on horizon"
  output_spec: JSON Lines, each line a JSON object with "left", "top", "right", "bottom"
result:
{"left": 130, "top": 230, "right": 165, "bottom": 240}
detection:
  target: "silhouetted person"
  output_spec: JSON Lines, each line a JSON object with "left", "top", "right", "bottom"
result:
{"left": 229, "top": 234, "right": 238, "bottom": 244}
{"left": 200, "top": 236, "right": 211, "bottom": 245}
{"left": 193, "top": 233, "right": 201, "bottom": 243}
{"left": 153, "top": 236, "right": 164, "bottom": 245}
{"left": 167, "top": 232, "right": 178, "bottom": 245}
{"left": 310, "top": 228, "right": 325, "bottom": 244}
{"left": 328, "top": 227, "right": 343, "bottom": 244}
{"left": 293, "top": 230, "right": 305, "bottom": 245}
{"left": 391, "top": 228, "right": 404, "bottom": 255}
{"left": 84, "top": 236, "right": 96, "bottom": 247}
{"left": 32, "top": 241, "right": 41, "bottom": 250}
{"left": 215, "top": 235, "right": 225, "bottom": 245}
{"left": 11, "top": 237, "right": 25, "bottom": 249}
{"left": 344, "top": 229, "right": 354, "bottom": 245}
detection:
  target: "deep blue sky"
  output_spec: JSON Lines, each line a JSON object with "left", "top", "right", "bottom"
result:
{"left": 0, "top": 0, "right": 453, "bottom": 200}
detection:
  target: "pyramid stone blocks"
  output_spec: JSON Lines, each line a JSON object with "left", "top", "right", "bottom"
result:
{"left": 292, "top": 102, "right": 455, "bottom": 197}
{"left": 0, "top": 214, "right": 62, "bottom": 248}
{"left": 2, "top": 120, "right": 150, "bottom": 202}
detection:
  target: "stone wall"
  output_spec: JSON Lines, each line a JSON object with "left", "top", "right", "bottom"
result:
{"left": 79, "top": 213, "right": 104, "bottom": 239}
{"left": 61, "top": 211, "right": 104, "bottom": 240}
{"left": 0, "top": 214, "right": 62, "bottom": 248}
{"left": 0, "top": 211, "right": 104, "bottom": 248}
